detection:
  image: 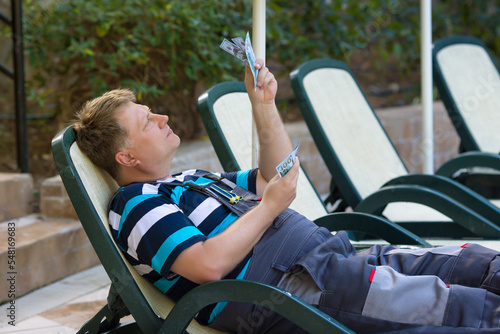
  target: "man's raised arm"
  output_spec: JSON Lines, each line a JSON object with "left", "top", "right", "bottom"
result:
{"left": 245, "top": 59, "right": 294, "bottom": 190}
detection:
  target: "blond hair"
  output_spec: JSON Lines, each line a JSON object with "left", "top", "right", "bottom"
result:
{"left": 72, "top": 89, "right": 136, "bottom": 179}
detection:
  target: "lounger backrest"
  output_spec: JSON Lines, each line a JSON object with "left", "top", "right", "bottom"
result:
{"left": 199, "top": 83, "right": 327, "bottom": 221}
{"left": 212, "top": 91, "right": 256, "bottom": 170}
{"left": 293, "top": 60, "right": 408, "bottom": 201}
{"left": 434, "top": 38, "right": 500, "bottom": 153}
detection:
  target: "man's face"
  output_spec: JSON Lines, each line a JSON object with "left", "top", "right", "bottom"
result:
{"left": 115, "top": 101, "right": 180, "bottom": 177}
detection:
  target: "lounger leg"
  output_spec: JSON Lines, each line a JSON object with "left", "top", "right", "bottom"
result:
{"left": 77, "top": 303, "right": 118, "bottom": 334}
{"left": 78, "top": 285, "right": 137, "bottom": 334}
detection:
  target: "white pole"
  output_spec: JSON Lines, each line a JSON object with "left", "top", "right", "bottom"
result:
{"left": 251, "top": 0, "right": 266, "bottom": 167}
{"left": 421, "top": 0, "right": 433, "bottom": 173}
{"left": 252, "top": 0, "right": 266, "bottom": 63}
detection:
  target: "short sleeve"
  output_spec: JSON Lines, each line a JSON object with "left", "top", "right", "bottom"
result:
{"left": 221, "top": 168, "right": 258, "bottom": 194}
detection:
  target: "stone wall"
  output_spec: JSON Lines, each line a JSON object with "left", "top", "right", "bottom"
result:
{"left": 377, "top": 101, "right": 460, "bottom": 176}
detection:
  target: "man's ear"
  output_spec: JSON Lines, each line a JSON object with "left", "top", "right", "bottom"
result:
{"left": 115, "top": 150, "right": 138, "bottom": 167}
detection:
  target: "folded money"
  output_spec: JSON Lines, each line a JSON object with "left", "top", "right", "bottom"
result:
{"left": 231, "top": 37, "right": 245, "bottom": 51}
{"left": 276, "top": 141, "right": 300, "bottom": 177}
{"left": 220, "top": 32, "right": 259, "bottom": 90}
{"left": 220, "top": 38, "right": 247, "bottom": 62}
{"left": 244, "top": 32, "right": 258, "bottom": 91}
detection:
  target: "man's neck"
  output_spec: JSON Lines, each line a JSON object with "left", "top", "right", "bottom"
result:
{"left": 117, "top": 169, "right": 172, "bottom": 187}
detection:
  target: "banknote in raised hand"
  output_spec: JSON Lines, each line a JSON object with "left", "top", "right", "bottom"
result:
{"left": 220, "top": 38, "right": 247, "bottom": 62}
{"left": 244, "top": 32, "right": 258, "bottom": 91}
{"left": 219, "top": 32, "right": 259, "bottom": 90}
{"left": 231, "top": 37, "right": 246, "bottom": 51}
{"left": 276, "top": 141, "right": 300, "bottom": 177}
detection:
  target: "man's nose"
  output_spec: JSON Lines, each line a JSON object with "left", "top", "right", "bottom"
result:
{"left": 154, "top": 114, "right": 168, "bottom": 128}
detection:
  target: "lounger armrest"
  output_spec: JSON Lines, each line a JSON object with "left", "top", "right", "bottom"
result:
{"left": 435, "top": 152, "right": 500, "bottom": 178}
{"left": 162, "top": 280, "right": 354, "bottom": 334}
{"left": 384, "top": 174, "right": 500, "bottom": 224}
{"left": 354, "top": 184, "right": 500, "bottom": 238}
{"left": 435, "top": 152, "right": 500, "bottom": 199}
{"left": 313, "top": 212, "right": 430, "bottom": 246}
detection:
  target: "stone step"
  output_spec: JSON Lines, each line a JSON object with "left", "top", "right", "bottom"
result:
{"left": 0, "top": 214, "right": 99, "bottom": 304}
{"left": 0, "top": 173, "right": 34, "bottom": 222}
{"left": 39, "top": 175, "right": 77, "bottom": 219}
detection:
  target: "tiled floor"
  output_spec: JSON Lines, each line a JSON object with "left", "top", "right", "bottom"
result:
{"left": 0, "top": 265, "right": 117, "bottom": 333}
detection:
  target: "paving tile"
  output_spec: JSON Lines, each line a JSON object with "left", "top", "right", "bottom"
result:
{"left": 0, "top": 265, "right": 136, "bottom": 333}
{"left": 0, "top": 265, "right": 109, "bottom": 325}
{"left": 0, "top": 315, "right": 75, "bottom": 333}
{"left": 39, "top": 300, "right": 109, "bottom": 331}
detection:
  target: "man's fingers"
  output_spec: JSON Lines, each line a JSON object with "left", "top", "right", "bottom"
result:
{"left": 284, "top": 157, "right": 300, "bottom": 181}
{"left": 254, "top": 58, "right": 264, "bottom": 69}
{"left": 256, "top": 67, "right": 277, "bottom": 91}
{"left": 246, "top": 59, "right": 265, "bottom": 89}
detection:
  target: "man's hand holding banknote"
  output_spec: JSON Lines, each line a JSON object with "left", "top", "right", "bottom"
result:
{"left": 220, "top": 33, "right": 299, "bottom": 177}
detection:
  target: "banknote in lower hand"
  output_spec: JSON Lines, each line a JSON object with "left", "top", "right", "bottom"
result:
{"left": 276, "top": 141, "right": 300, "bottom": 177}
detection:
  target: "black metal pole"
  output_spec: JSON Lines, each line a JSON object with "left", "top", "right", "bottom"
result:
{"left": 11, "top": 0, "right": 28, "bottom": 173}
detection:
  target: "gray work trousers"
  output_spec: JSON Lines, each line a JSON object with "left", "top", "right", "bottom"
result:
{"left": 208, "top": 210, "right": 500, "bottom": 333}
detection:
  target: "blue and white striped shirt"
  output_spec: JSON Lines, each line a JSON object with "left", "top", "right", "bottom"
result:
{"left": 108, "top": 168, "right": 258, "bottom": 320}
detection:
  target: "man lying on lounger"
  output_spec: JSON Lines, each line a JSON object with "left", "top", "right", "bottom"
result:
{"left": 72, "top": 59, "right": 500, "bottom": 333}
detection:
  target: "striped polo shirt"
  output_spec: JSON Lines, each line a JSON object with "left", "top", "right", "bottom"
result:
{"left": 108, "top": 168, "right": 258, "bottom": 323}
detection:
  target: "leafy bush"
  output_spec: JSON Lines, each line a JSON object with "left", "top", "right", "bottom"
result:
{"left": 24, "top": 0, "right": 253, "bottom": 137}
{"left": 22, "top": 0, "right": 499, "bottom": 138}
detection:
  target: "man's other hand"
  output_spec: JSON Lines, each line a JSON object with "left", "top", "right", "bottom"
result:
{"left": 260, "top": 157, "right": 300, "bottom": 217}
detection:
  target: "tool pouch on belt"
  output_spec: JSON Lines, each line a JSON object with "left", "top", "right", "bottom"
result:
{"left": 174, "top": 173, "right": 261, "bottom": 217}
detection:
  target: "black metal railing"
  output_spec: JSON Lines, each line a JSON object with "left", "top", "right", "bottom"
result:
{"left": 0, "top": 0, "right": 28, "bottom": 173}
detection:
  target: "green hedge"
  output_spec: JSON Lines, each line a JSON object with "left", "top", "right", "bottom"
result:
{"left": 22, "top": 0, "right": 499, "bottom": 138}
